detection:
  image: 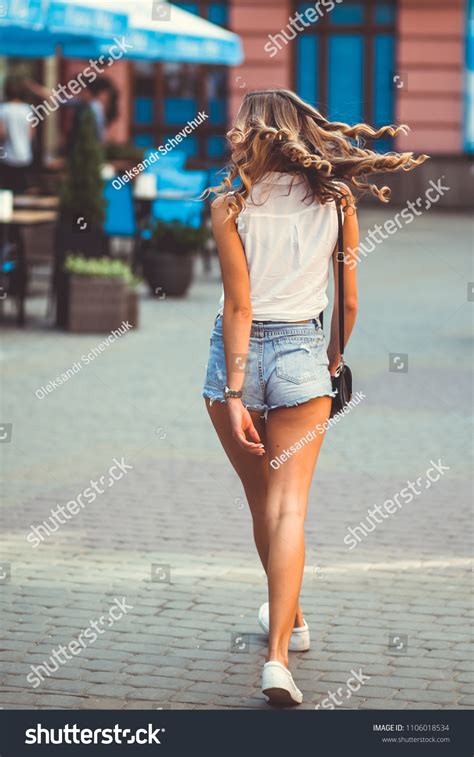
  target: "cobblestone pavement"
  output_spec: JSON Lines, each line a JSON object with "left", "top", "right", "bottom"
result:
{"left": 0, "top": 209, "right": 472, "bottom": 711}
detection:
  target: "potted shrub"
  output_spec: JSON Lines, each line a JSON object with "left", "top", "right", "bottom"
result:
{"left": 65, "top": 255, "right": 140, "bottom": 333}
{"left": 55, "top": 106, "right": 106, "bottom": 328}
{"left": 142, "top": 221, "right": 209, "bottom": 297}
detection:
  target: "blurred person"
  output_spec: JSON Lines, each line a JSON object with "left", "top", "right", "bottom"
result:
{"left": 202, "top": 89, "right": 428, "bottom": 706}
{"left": 24, "top": 75, "right": 118, "bottom": 153}
{"left": 68, "top": 76, "right": 118, "bottom": 148}
{"left": 0, "top": 77, "right": 34, "bottom": 193}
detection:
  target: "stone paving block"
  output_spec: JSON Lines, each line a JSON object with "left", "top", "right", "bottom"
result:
{"left": 83, "top": 684, "right": 133, "bottom": 698}
{"left": 388, "top": 667, "right": 449, "bottom": 681}
{"left": 188, "top": 660, "right": 230, "bottom": 673}
{"left": 358, "top": 676, "right": 429, "bottom": 690}
{"left": 123, "top": 675, "right": 185, "bottom": 691}
{"left": 80, "top": 671, "right": 128, "bottom": 685}
{"left": 393, "top": 689, "right": 458, "bottom": 705}
{"left": 35, "top": 679, "right": 93, "bottom": 695}
{"left": 453, "top": 661, "right": 473, "bottom": 673}
{"left": 123, "top": 664, "right": 161, "bottom": 675}
{"left": 426, "top": 649, "right": 469, "bottom": 661}
{"left": 77, "top": 697, "right": 126, "bottom": 709}
{"left": 358, "top": 699, "right": 408, "bottom": 710}
{"left": 80, "top": 659, "right": 123, "bottom": 673}
{"left": 166, "top": 648, "right": 228, "bottom": 661}
{"left": 169, "top": 691, "right": 221, "bottom": 706}
{"left": 392, "top": 656, "right": 452, "bottom": 670}
{"left": 124, "top": 688, "right": 178, "bottom": 702}
{"left": 79, "top": 649, "right": 128, "bottom": 662}
{"left": 0, "top": 641, "right": 32, "bottom": 652}
{"left": 454, "top": 672, "right": 474, "bottom": 683}
{"left": 427, "top": 680, "right": 458, "bottom": 691}
{"left": 188, "top": 681, "right": 250, "bottom": 698}
{"left": 182, "top": 669, "right": 223, "bottom": 684}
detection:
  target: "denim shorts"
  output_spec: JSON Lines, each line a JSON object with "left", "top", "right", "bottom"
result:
{"left": 202, "top": 315, "right": 335, "bottom": 414}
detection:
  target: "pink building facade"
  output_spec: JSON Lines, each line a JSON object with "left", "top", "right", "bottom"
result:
{"left": 229, "top": 0, "right": 467, "bottom": 156}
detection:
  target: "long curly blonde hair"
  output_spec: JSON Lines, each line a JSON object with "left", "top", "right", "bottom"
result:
{"left": 208, "top": 89, "right": 428, "bottom": 215}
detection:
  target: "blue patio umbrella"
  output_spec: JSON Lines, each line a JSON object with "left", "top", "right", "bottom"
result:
{"left": 104, "top": 1, "right": 243, "bottom": 65}
{"left": 0, "top": 0, "right": 243, "bottom": 65}
{"left": 0, "top": 0, "right": 128, "bottom": 57}
{"left": 0, "top": 0, "right": 47, "bottom": 56}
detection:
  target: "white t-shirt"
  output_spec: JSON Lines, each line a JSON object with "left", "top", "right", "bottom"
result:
{"left": 218, "top": 172, "right": 343, "bottom": 321}
{"left": 0, "top": 102, "right": 33, "bottom": 166}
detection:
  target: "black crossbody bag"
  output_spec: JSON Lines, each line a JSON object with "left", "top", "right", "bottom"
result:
{"left": 321, "top": 203, "right": 353, "bottom": 418}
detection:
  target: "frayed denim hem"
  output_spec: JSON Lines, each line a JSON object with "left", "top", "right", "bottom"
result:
{"left": 263, "top": 389, "right": 336, "bottom": 419}
{"left": 203, "top": 392, "right": 267, "bottom": 416}
{"left": 203, "top": 390, "right": 335, "bottom": 420}
{"left": 202, "top": 392, "right": 226, "bottom": 406}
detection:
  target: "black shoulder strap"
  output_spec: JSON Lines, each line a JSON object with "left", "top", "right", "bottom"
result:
{"left": 319, "top": 202, "right": 344, "bottom": 357}
{"left": 336, "top": 202, "right": 345, "bottom": 357}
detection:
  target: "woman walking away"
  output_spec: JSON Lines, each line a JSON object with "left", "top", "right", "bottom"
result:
{"left": 202, "top": 89, "right": 427, "bottom": 706}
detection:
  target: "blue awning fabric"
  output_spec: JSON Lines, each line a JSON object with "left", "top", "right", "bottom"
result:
{"left": 0, "top": 0, "right": 243, "bottom": 64}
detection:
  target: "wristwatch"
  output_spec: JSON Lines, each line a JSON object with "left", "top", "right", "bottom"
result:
{"left": 224, "top": 385, "right": 243, "bottom": 401}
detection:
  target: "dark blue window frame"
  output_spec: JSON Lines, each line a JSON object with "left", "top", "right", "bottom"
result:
{"left": 294, "top": 1, "right": 397, "bottom": 153}
{"left": 131, "top": 0, "right": 229, "bottom": 162}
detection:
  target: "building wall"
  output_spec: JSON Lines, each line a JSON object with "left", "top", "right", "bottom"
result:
{"left": 395, "top": 0, "right": 466, "bottom": 155}
{"left": 228, "top": 0, "right": 291, "bottom": 121}
{"left": 228, "top": 0, "right": 467, "bottom": 157}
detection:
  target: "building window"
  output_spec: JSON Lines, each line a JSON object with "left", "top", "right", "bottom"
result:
{"left": 293, "top": 1, "right": 396, "bottom": 151}
{"left": 130, "top": 0, "right": 228, "bottom": 163}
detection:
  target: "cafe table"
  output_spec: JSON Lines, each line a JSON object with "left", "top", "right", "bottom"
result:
{"left": 13, "top": 195, "right": 59, "bottom": 210}
{"left": 0, "top": 209, "right": 58, "bottom": 326}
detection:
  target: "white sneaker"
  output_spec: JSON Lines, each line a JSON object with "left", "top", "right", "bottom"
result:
{"left": 258, "top": 602, "right": 310, "bottom": 652}
{"left": 262, "top": 661, "right": 303, "bottom": 705}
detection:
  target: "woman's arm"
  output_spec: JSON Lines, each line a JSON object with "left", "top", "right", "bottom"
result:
{"left": 211, "top": 196, "right": 265, "bottom": 455}
{"left": 23, "top": 79, "right": 51, "bottom": 100}
{"left": 327, "top": 189, "right": 359, "bottom": 374}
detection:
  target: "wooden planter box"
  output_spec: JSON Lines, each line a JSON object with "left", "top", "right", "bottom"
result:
{"left": 68, "top": 275, "right": 128, "bottom": 333}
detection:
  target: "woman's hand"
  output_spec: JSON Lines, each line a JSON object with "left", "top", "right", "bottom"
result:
{"left": 328, "top": 360, "right": 341, "bottom": 377}
{"left": 328, "top": 351, "right": 342, "bottom": 377}
{"left": 227, "top": 399, "right": 265, "bottom": 456}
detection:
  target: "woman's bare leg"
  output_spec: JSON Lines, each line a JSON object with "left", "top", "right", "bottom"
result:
{"left": 205, "top": 399, "right": 305, "bottom": 625}
{"left": 206, "top": 399, "right": 269, "bottom": 564}
{"left": 265, "top": 396, "right": 331, "bottom": 666}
